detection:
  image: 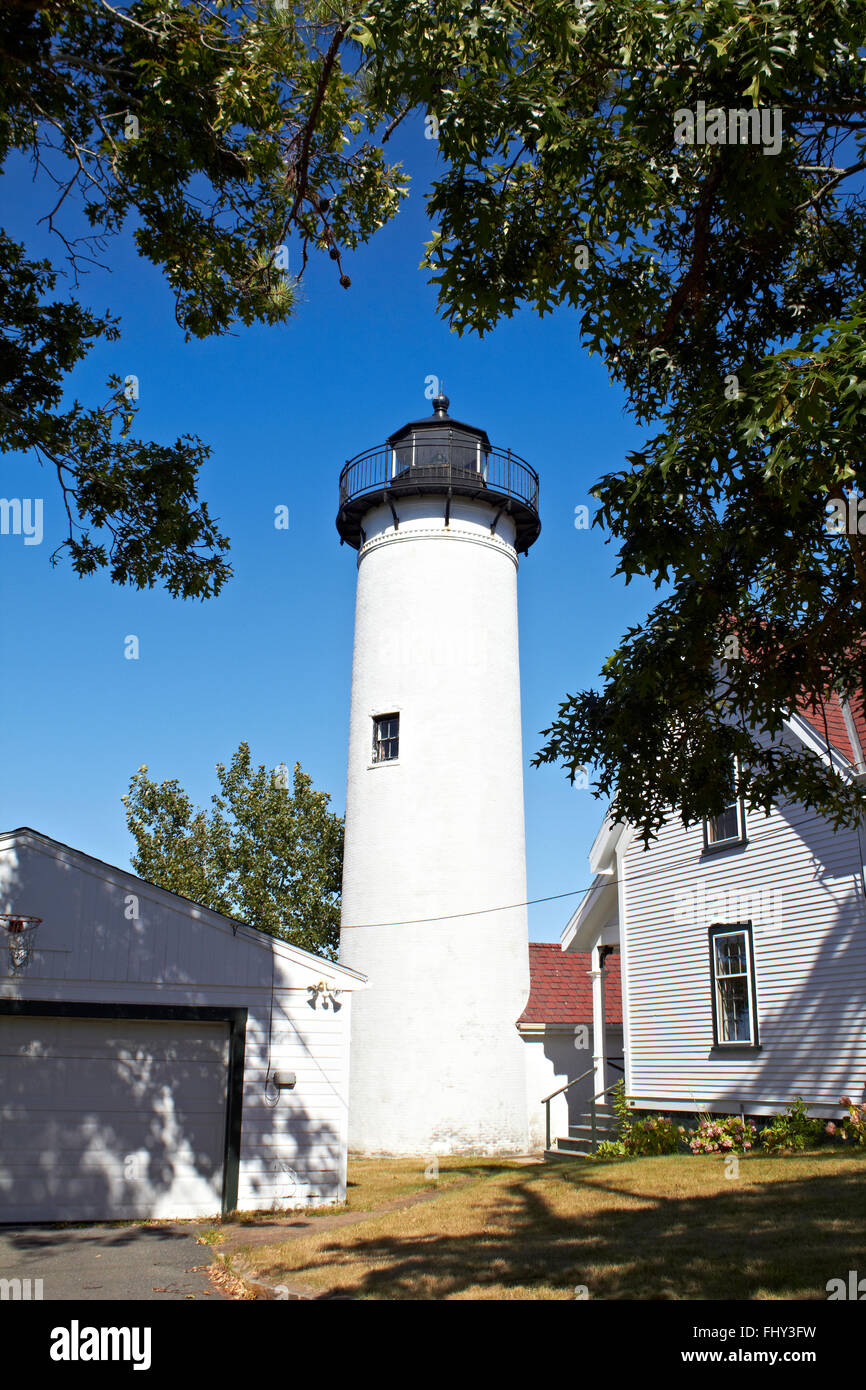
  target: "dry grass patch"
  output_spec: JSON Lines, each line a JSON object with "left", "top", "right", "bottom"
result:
{"left": 212, "top": 1154, "right": 517, "bottom": 1231}
{"left": 240, "top": 1149, "right": 866, "bottom": 1300}
{"left": 340, "top": 1154, "right": 521, "bottom": 1212}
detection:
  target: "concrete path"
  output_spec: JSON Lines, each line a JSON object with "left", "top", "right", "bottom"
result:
{"left": 192, "top": 1186, "right": 462, "bottom": 1256}
{"left": 200, "top": 1155, "right": 547, "bottom": 1255}
{"left": 0, "top": 1223, "right": 224, "bottom": 1301}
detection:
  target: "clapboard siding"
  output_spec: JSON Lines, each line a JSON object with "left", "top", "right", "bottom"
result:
{"left": 619, "top": 789, "right": 866, "bottom": 1116}
{"left": 0, "top": 830, "right": 364, "bottom": 1213}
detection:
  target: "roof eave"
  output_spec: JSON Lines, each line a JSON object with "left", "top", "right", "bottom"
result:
{"left": 0, "top": 826, "right": 368, "bottom": 986}
{"left": 561, "top": 873, "right": 618, "bottom": 952}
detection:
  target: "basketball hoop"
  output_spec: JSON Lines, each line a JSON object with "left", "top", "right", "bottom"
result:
{"left": 0, "top": 914, "right": 42, "bottom": 974}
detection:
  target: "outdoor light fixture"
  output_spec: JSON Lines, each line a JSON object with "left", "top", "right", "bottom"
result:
{"left": 309, "top": 978, "right": 341, "bottom": 1005}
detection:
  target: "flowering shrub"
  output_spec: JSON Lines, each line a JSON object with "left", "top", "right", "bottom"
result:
{"left": 689, "top": 1115, "right": 756, "bottom": 1155}
{"left": 626, "top": 1114, "right": 683, "bottom": 1156}
{"left": 839, "top": 1096, "right": 866, "bottom": 1146}
{"left": 760, "top": 1097, "right": 824, "bottom": 1153}
{"left": 599, "top": 1081, "right": 685, "bottom": 1156}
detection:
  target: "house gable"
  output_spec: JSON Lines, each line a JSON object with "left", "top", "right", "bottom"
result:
{"left": 0, "top": 825, "right": 366, "bottom": 993}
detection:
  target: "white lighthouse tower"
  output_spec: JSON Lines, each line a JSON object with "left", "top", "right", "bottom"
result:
{"left": 337, "top": 393, "right": 541, "bottom": 1155}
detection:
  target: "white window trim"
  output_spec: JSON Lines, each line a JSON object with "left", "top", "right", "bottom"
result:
{"left": 710, "top": 923, "right": 758, "bottom": 1047}
{"left": 371, "top": 711, "right": 400, "bottom": 766}
{"left": 704, "top": 797, "right": 746, "bottom": 849}
{"left": 703, "top": 758, "right": 747, "bottom": 851}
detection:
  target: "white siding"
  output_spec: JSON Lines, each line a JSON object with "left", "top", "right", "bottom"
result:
{"left": 619, "top": 792, "right": 866, "bottom": 1116}
{"left": 0, "top": 831, "right": 363, "bottom": 1215}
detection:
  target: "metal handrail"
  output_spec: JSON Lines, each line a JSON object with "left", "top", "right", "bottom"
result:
{"left": 541, "top": 1060, "right": 626, "bottom": 1152}
{"left": 589, "top": 1072, "right": 627, "bottom": 1154}
{"left": 590, "top": 1060, "right": 624, "bottom": 1099}
{"left": 541, "top": 1066, "right": 596, "bottom": 1107}
{"left": 542, "top": 1067, "right": 595, "bottom": 1152}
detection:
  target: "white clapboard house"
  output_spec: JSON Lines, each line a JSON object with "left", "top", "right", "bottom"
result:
{"left": 0, "top": 826, "right": 366, "bottom": 1223}
{"left": 561, "top": 693, "right": 866, "bottom": 1123}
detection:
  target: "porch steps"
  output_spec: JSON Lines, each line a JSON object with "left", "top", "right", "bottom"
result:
{"left": 544, "top": 1105, "right": 619, "bottom": 1161}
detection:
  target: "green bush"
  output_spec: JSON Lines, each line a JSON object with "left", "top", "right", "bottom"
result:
{"left": 626, "top": 1113, "right": 683, "bottom": 1156}
{"left": 610, "top": 1079, "right": 631, "bottom": 1138}
{"left": 604, "top": 1081, "right": 683, "bottom": 1156}
{"left": 759, "top": 1097, "right": 824, "bottom": 1153}
{"left": 838, "top": 1096, "right": 866, "bottom": 1145}
{"left": 594, "top": 1139, "right": 628, "bottom": 1158}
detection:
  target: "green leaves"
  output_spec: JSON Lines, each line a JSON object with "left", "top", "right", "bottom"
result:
{"left": 354, "top": 0, "right": 866, "bottom": 833}
{"left": 0, "top": 232, "right": 231, "bottom": 597}
{"left": 124, "top": 743, "right": 344, "bottom": 958}
{"left": 1, "top": 1, "right": 409, "bottom": 595}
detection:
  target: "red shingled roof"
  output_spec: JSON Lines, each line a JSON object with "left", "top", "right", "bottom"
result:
{"left": 797, "top": 690, "right": 866, "bottom": 768}
{"left": 518, "top": 943, "right": 622, "bottom": 1027}
{"left": 719, "top": 618, "right": 866, "bottom": 768}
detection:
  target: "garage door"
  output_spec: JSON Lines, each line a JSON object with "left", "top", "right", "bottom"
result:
{"left": 0, "top": 1017, "right": 230, "bottom": 1222}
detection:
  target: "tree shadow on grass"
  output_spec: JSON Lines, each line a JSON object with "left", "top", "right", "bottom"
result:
{"left": 257, "top": 1155, "right": 866, "bottom": 1300}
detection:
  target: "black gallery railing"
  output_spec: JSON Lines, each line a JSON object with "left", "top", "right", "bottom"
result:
{"left": 339, "top": 438, "right": 540, "bottom": 514}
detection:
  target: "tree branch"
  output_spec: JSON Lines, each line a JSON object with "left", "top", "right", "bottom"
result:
{"left": 288, "top": 19, "right": 350, "bottom": 224}
{"left": 642, "top": 162, "right": 724, "bottom": 348}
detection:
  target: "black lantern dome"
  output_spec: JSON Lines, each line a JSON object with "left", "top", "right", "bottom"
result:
{"left": 337, "top": 395, "right": 540, "bottom": 553}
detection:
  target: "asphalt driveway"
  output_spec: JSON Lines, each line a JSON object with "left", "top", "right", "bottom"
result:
{"left": 0, "top": 1223, "right": 224, "bottom": 1301}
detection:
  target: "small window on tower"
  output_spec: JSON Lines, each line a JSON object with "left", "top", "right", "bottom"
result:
{"left": 372, "top": 713, "right": 399, "bottom": 763}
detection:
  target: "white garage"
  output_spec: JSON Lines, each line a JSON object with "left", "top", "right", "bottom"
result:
{"left": 0, "top": 827, "right": 366, "bottom": 1224}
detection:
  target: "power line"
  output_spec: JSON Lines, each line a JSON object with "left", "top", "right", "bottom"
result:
{"left": 341, "top": 816, "right": 866, "bottom": 929}
{"left": 341, "top": 886, "right": 591, "bottom": 930}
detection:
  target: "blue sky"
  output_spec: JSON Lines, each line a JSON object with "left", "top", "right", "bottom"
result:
{"left": 0, "top": 115, "right": 656, "bottom": 941}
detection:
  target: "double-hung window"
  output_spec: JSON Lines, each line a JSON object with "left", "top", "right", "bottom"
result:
{"left": 709, "top": 923, "right": 759, "bottom": 1046}
{"left": 703, "top": 761, "right": 746, "bottom": 850}
{"left": 372, "top": 713, "right": 399, "bottom": 763}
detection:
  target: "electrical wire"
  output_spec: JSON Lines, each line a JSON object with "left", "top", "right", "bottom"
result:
{"left": 340, "top": 886, "right": 591, "bottom": 929}
{"left": 341, "top": 817, "right": 866, "bottom": 930}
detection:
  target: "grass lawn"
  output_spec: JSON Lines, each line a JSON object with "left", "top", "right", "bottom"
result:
{"left": 213, "top": 1155, "right": 506, "bottom": 1229}
{"left": 228, "top": 1149, "right": 866, "bottom": 1300}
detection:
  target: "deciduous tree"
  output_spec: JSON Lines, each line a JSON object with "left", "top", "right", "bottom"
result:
{"left": 123, "top": 742, "right": 343, "bottom": 958}
{"left": 357, "top": 0, "right": 866, "bottom": 836}
{"left": 1, "top": 1, "right": 406, "bottom": 596}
